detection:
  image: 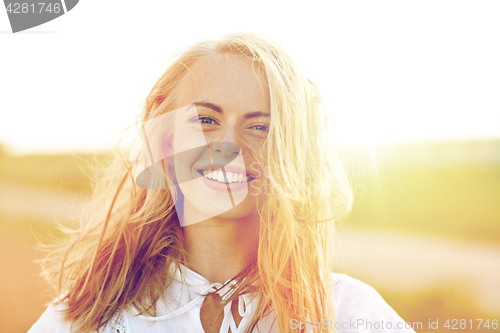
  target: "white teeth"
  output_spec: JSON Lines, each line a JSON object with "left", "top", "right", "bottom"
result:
{"left": 217, "top": 171, "right": 225, "bottom": 182}
{"left": 231, "top": 172, "right": 239, "bottom": 183}
{"left": 200, "top": 169, "right": 251, "bottom": 183}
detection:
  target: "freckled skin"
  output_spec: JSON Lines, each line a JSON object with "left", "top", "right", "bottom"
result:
{"left": 173, "top": 54, "right": 270, "bottom": 222}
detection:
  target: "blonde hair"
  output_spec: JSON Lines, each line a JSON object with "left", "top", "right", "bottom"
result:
{"left": 39, "top": 32, "right": 353, "bottom": 332}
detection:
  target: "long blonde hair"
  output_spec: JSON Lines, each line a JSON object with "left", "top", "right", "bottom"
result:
{"left": 39, "top": 32, "right": 353, "bottom": 332}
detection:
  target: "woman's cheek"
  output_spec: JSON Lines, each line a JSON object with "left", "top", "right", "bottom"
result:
{"left": 249, "top": 161, "right": 262, "bottom": 178}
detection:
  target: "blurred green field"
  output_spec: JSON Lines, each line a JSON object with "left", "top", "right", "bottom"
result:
{"left": 338, "top": 140, "right": 500, "bottom": 245}
{"left": 1, "top": 141, "right": 499, "bottom": 332}
{"left": 343, "top": 163, "right": 500, "bottom": 244}
{"left": 0, "top": 149, "right": 110, "bottom": 195}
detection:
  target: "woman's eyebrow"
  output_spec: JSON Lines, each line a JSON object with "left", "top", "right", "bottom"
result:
{"left": 194, "top": 102, "right": 222, "bottom": 113}
{"left": 194, "top": 102, "right": 270, "bottom": 118}
{"left": 244, "top": 112, "right": 270, "bottom": 119}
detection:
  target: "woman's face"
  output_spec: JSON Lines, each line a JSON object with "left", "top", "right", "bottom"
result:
{"left": 171, "top": 54, "right": 270, "bottom": 225}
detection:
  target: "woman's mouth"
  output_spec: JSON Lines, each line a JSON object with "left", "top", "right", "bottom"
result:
{"left": 197, "top": 169, "right": 256, "bottom": 184}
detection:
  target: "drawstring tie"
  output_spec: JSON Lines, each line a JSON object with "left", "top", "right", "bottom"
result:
{"left": 206, "top": 280, "right": 253, "bottom": 333}
{"left": 137, "top": 269, "right": 254, "bottom": 333}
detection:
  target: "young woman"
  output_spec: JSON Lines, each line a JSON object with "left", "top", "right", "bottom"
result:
{"left": 29, "top": 33, "right": 415, "bottom": 333}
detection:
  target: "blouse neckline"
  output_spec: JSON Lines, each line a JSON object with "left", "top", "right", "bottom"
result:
{"left": 132, "top": 262, "right": 257, "bottom": 333}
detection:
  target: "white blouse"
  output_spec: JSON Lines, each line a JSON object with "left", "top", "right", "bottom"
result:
{"left": 28, "top": 263, "right": 416, "bottom": 333}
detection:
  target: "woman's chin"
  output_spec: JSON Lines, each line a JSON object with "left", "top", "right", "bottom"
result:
{"left": 182, "top": 196, "right": 256, "bottom": 225}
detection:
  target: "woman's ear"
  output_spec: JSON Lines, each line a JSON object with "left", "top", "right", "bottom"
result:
{"left": 160, "top": 134, "right": 175, "bottom": 161}
{"left": 159, "top": 134, "right": 178, "bottom": 186}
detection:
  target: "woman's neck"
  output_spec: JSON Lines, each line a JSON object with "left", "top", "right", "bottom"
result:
{"left": 182, "top": 213, "right": 259, "bottom": 284}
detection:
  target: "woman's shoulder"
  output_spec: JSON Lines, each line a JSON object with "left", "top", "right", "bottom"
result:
{"left": 331, "top": 272, "right": 416, "bottom": 332}
{"left": 27, "top": 301, "right": 74, "bottom": 333}
{"left": 27, "top": 301, "right": 127, "bottom": 333}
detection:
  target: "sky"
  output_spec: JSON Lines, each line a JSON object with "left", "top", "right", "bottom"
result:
{"left": 0, "top": 0, "right": 499, "bottom": 155}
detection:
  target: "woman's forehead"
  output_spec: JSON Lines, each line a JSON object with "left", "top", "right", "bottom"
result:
{"left": 189, "top": 53, "right": 263, "bottom": 76}
{"left": 178, "top": 54, "right": 270, "bottom": 106}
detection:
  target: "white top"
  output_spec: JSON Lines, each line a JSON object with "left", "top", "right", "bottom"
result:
{"left": 28, "top": 263, "right": 416, "bottom": 333}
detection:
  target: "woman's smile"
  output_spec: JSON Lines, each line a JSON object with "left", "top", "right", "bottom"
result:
{"left": 197, "top": 169, "right": 256, "bottom": 184}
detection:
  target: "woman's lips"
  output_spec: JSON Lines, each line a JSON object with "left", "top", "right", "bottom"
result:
{"left": 196, "top": 169, "right": 255, "bottom": 192}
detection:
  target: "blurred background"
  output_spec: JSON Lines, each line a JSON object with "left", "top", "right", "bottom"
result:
{"left": 1, "top": 1, "right": 499, "bottom": 332}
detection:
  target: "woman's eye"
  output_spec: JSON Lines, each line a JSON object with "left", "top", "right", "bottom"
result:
{"left": 200, "top": 117, "right": 216, "bottom": 125}
{"left": 191, "top": 116, "right": 218, "bottom": 125}
{"left": 250, "top": 124, "right": 269, "bottom": 132}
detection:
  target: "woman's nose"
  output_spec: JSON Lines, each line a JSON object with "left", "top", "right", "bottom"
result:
{"left": 209, "top": 125, "right": 241, "bottom": 159}
{"left": 210, "top": 142, "right": 240, "bottom": 160}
